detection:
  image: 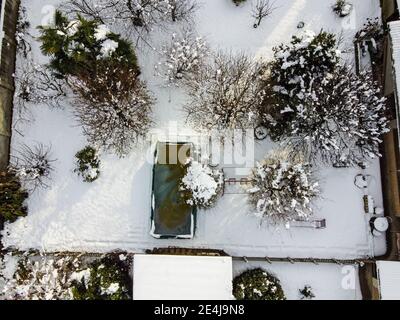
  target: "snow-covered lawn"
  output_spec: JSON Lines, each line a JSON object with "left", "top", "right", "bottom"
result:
{"left": 1, "top": 0, "right": 386, "bottom": 260}
{"left": 233, "top": 260, "right": 362, "bottom": 300}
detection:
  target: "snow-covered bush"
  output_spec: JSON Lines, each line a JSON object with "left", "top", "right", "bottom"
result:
{"left": 155, "top": 31, "right": 209, "bottom": 86}
{"left": 233, "top": 268, "right": 285, "bottom": 300}
{"left": 263, "top": 66, "right": 389, "bottom": 165}
{"left": 74, "top": 146, "right": 100, "bottom": 182}
{"left": 299, "top": 285, "right": 315, "bottom": 300}
{"left": 10, "top": 143, "right": 55, "bottom": 190}
{"left": 180, "top": 160, "right": 224, "bottom": 209}
{"left": 69, "top": 62, "right": 154, "bottom": 155}
{"left": 15, "top": 62, "right": 67, "bottom": 113}
{"left": 268, "top": 30, "right": 340, "bottom": 100}
{"left": 38, "top": 10, "right": 139, "bottom": 78}
{"left": 185, "top": 52, "right": 266, "bottom": 130}
{"left": 71, "top": 255, "right": 131, "bottom": 300}
{"left": 2, "top": 255, "right": 82, "bottom": 300}
{"left": 0, "top": 170, "right": 28, "bottom": 222}
{"left": 247, "top": 149, "right": 319, "bottom": 224}
{"left": 333, "top": 0, "right": 353, "bottom": 17}
{"left": 232, "top": 0, "right": 247, "bottom": 6}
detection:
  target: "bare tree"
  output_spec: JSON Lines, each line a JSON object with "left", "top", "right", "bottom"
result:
{"left": 69, "top": 62, "right": 154, "bottom": 156}
{"left": 9, "top": 143, "right": 56, "bottom": 190}
{"left": 15, "top": 62, "right": 67, "bottom": 113}
{"left": 167, "top": 0, "right": 198, "bottom": 22}
{"left": 61, "top": 0, "right": 198, "bottom": 45}
{"left": 184, "top": 52, "right": 266, "bottom": 131}
{"left": 251, "top": 0, "right": 276, "bottom": 28}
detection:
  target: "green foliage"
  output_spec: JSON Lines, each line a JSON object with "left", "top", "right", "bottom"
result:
{"left": 71, "top": 255, "right": 131, "bottom": 300}
{"left": 233, "top": 268, "right": 285, "bottom": 300}
{"left": 0, "top": 171, "right": 28, "bottom": 222}
{"left": 269, "top": 31, "right": 339, "bottom": 102}
{"left": 74, "top": 146, "right": 100, "bottom": 182}
{"left": 38, "top": 10, "right": 139, "bottom": 77}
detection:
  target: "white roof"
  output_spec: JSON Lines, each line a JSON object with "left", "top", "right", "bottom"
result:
{"left": 389, "top": 21, "right": 400, "bottom": 97}
{"left": 133, "top": 254, "right": 233, "bottom": 300}
{"left": 376, "top": 261, "right": 400, "bottom": 300}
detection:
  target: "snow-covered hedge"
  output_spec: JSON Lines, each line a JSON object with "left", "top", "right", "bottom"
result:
{"left": 38, "top": 10, "right": 139, "bottom": 77}
{"left": 74, "top": 146, "right": 100, "bottom": 182}
{"left": 180, "top": 160, "right": 224, "bottom": 209}
{"left": 1, "top": 253, "right": 131, "bottom": 300}
{"left": 71, "top": 255, "right": 131, "bottom": 300}
{"left": 2, "top": 255, "right": 82, "bottom": 300}
{"left": 233, "top": 268, "right": 285, "bottom": 300}
{"left": 247, "top": 149, "right": 319, "bottom": 224}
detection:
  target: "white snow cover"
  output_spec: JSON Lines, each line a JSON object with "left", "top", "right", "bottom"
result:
{"left": 94, "top": 24, "right": 110, "bottom": 41}
{"left": 1, "top": 0, "right": 386, "bottom": 262}
{"left": 133, "top": 254, "right": 233, "bottom": 300}
{"left": 233, "top": 261, "right": 362, "bottom": 300}
{"left": 376, "top": 261, "right": 400, "bottom": 300}
{"left": 100, "top": 39, "right": 118, "bottom": 57}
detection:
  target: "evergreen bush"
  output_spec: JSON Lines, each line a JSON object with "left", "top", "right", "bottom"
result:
{"left": 74, "top": 146, "right": 100, "bottom": 182}
{"left": 71, "top": 255, "right": 131, "bottom": 300}
{"left": 233, "top": 268, "right": 285, "bottom": 300}
{"left": 38, "top": 10, "right": 139, "bottom": 78}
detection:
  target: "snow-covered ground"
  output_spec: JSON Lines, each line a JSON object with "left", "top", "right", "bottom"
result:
{"left": 1, "top": 0, "right": 387, "bottom": 260}
{"left": 233, "top": 260, "right": 362, "bottom": 300}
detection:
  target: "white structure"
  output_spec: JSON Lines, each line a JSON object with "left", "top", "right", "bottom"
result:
{"left": 133, "top": 254, "right": 233, "bottom": 300}
{"left": 376, "top": 261, "right": 400, "bottom": 299}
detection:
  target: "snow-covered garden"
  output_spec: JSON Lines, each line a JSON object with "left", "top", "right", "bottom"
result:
{"left": 0, "top": 0, "right": 390, "bottom": 300}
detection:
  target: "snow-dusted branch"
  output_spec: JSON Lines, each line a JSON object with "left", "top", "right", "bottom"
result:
{"left": 251, "top": 0, "right": 276, "bottom": 28}
{"left": 9, "top": 143, "right": 56, "bottom": 190}
{"left": 184, "top": 52, "right": 266, "bottom": 131}
{"left": 155, "top": 30, "right": 209, "bottom": 86}
{"left": 69, "top": 63, "right": 154, "bottom": 156}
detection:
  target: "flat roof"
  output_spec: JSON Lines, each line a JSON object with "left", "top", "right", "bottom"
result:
{"left": 133, "top": 254, "right": 233, "bottom": 300}
{"left": 376, "top": 261, "right": 400, "bottom": 300}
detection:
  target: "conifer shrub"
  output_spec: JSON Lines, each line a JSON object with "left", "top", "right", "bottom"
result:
{"left": 0, "top": 170, "right": 28, "bottom": 222}
{"left": 38, "top": 10, "right": 139, "bottom": 78}
{"left": 233, "top": 268, "right": 285, "bottom": 300}
{"left": 74, "top": 146, "right": 100, "bottom": 182}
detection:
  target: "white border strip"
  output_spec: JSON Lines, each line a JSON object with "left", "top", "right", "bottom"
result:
{"left": 0, "top": 0, "right": 6, "bottom": 66}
